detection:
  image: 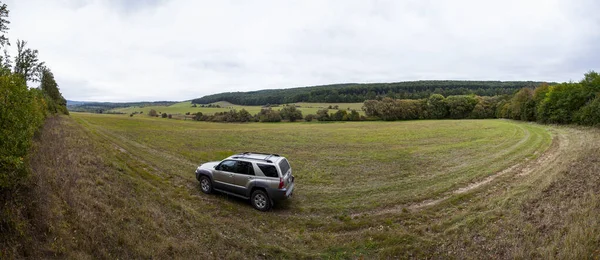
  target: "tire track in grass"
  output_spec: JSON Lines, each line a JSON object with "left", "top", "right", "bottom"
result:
{"left": 351, "top": 127, "right": 561, "bottom": 217}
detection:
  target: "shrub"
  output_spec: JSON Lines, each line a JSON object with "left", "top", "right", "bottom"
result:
{"left": 304, "top": 114, "right": 315, "bottom": 122}
{"left": 425, "top": 94, "right": 447, "bottom": 119}
{"left": 509, "top": 88, "right": 535, "bottom": 121}
{"left": 193, "top": 112, "right": 204, "bottom": 121}
{"left": 0, "top": 73, "right": 47, "bottom": 188}
{"left": 316, "top": 109, "right": 330, "bottom": 121}
{"left": 347, "top": 110, "right": 361, "bottom": 121}
{"left": 537, "top": 83, "right": 588, "bottom": 124}
{"left": 280, "top": 105, "right": 303, "bottom": 122}
{"left": 332, "top": 110, "right": 347, "bottom": 121}
{"left": 574, "top": 95, "right": 600, "bottom": 126}
{"left": 238, "top": 109, "right": 253, "bottom": 122}
{"left": 471, "top": 96, "right": 503, "bottom": 119}
{"left": 258, "top": 108, "right": 281, "bottom": 122}
{"left": 168, "top": 114, "right": 172, "bottom": 119}
{"left": 148, "top": 109, "right": 158, "bottom": 117}
{"left": 362, "top": 100, "right": 379, "bottom": 117}
{"left": 162, "top": 113, "right": 168, "bottom": 118}
{"left": 445, "top": 95, "right": 478, "bottom": 119}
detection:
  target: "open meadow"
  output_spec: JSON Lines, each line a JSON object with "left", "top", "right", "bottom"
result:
{"left": 109, "top": 101, "right": 365, "bottom": 116}
{"left": 17, "top": 113, "right": 600, "bottom": 258}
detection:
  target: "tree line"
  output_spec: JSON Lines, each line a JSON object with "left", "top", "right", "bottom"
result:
{"left": 362, "top": 71, "right": 600, "bottom": 125}
{"left": 191, "top": 80, "right": 549, "bottom": 105}
{"left": 68, "top": 101, "right": 178, "bottom": 113}
{"left": 0, "top": 2, "right": 67, "bottom": 189}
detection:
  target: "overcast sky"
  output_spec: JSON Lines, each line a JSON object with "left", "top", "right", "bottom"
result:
{"left": 4, "top": 0, "right": 600, "bottom": 102}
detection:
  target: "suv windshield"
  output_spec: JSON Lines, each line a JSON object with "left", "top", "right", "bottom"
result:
{"left": 278, "top": 159, "right": 291, "bottom": 176}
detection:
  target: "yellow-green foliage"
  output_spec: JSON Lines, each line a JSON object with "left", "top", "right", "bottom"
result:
{"left": 0, "top": 72, "right": 47, "bottom": 188}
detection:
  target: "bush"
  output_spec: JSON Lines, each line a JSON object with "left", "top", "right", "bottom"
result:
{"left": 193, "top": 112, "right": 204, "bottom": 121}
{"left": 445, "top": 95, "right": 478, "bottom": 119}
{"left": 280, "top": 105, "right": 303, "bottom": 122}
{"left": 574, "top": 95, "right": 600, "bottom": 126}
{"left": 148, "top": 109, "right": 158, "bottom": 117}
{"left": 168, "top": 114, "right": 172, "bottom": 119}
{"left": 509, "top": 88, "right": 535, "bottom": 121}
{"left": 537, "top": 83, "right": 588, "bottom": 124}
{"left": 425, "top": 94, "right": 447, "bottom": 119}
{"left": 258, "top": 108, "right": 281, "bottom": 122}
{"left": 162, "top": 113, "right": 168, "bottom": 118}
{"left": 0, "top": 73, "right": 47, "bottom": 188}
{"left": 238, "top": 109, "right": 253, "bottom": 122}
{"left": 304, "top": 114, "right": 315, "bottom": 122}
{"left": 347, "top": 110, "right": 361, "bottom": 121}
{"left": 316, "top": 109, "right": 330, "bottom": 121}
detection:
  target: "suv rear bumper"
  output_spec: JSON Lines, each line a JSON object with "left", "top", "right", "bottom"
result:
{"left": 267, "top": 182, "right": 294, "bottom": 201}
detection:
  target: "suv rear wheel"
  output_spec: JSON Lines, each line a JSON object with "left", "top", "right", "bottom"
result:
{"left": 199, "top": 176, "right": 212, "bottom": 194}
{"left": 251, "top": 190, "right": 271, "bottom": 211}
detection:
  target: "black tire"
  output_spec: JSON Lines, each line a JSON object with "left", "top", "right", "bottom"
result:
{"left": 251, "top": 190, "right": 272, "bottom": 211}
{"left": 199, "top": 176, "right": 213, "bottom": 194}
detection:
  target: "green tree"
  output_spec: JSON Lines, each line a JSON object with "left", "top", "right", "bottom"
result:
{"left": 238, "top": 108, "right": 252, "bottom": 122}
{"left": 316, "top": 109, "right": 330, "bottom": 121}
{"left": 193, "top": 112, "right": 203, "bottom": 121}
{"left": 445, "top": 95, "right": 478, "bottom": 119}
{"left": 148, "top": 109, "right": 158, "bottom": 117}
{"left": 574, "top": 95, "right": 600, "bottom": 126}
{"left": 509, "top": 88, "right": 535, "bottom": 121}
{"left": 280, "top": 105, "right": 303, "bottom": 122}
{"left": 304, "top": 114, "right": 315, "bottom": 122}
{"left": 39, "top": 67, "right": 68, "bottom": 114}
{"left": 332, "top": 109, "right": 347, "bottom": 121}
{"left": 13, "top": 40, "right": 44, "bottom": 82}
{"left": 0, "top": 73, "right": 46, "bottom": 188}
{"left": 425, "top": 94, "right": 447, "bottom": 119}
{"left": 537, "top": 83, "right": 588, "bottom": 124}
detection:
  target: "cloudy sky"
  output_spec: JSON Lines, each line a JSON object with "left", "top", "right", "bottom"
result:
{"left": 4, "top": 0, "right": 600, "bottom": 101}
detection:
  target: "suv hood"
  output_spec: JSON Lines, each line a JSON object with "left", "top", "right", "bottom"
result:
{"left": 199, "top": 161, "right": 220, "bottom": 170}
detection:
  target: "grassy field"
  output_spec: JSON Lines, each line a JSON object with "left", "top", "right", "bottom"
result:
{"left": 9, "top": 113, "right": 600, "bottom": 258}
{"left": 109, "top": 101, "right": 365, "bottom": 116}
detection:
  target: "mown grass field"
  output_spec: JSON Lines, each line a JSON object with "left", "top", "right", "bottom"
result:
{"left": 14, "top": 113, "right": 600, "bottom": 258}
{"left": 109, "top": 101, "right": 365, "bottom": 116}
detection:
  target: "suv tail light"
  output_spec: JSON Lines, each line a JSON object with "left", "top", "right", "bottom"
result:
{"left": 278, "top": 177, "right": 284, "bottom": 189}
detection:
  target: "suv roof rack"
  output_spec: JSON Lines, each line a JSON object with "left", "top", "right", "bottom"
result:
{"left": 231, "top": 152, "right": 280, "bottom": 163}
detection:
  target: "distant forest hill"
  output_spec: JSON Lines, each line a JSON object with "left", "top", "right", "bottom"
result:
{"left": 67, "top": 101, "right": 178, "bottom": 113}
{"left": 191, "top": 80, "right": 552, "bottom": 105}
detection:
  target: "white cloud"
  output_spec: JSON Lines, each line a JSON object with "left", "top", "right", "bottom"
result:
{"left": 3, "top": 0, "right": 599, "bottom": 101}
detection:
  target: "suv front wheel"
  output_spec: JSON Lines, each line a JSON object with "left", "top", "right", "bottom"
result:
{"left": 251, "top": 190, "right": 272, "bottom": 211}
{"left": 199, "top": 176, "right": 213, "bottom": 194}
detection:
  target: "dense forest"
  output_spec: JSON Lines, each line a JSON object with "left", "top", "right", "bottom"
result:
{"left": 191, "top": 80, "right": 550, "bottom": 105}
{"left": 67, "top": 101, "right": 177, "bottom": 113}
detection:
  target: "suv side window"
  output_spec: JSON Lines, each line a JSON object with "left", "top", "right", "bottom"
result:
{"left": 235, "top": 161, "right": 255, "bottom": 176}
{"left": 217, "top": 160, "right": 236, "bottom": 172}
{"left": 257, "top": 164, "right": 279, "bottom": 178}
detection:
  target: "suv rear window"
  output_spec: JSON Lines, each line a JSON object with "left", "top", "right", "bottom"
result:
{"left": 257, "top": 164, "right": 278, "bottom": 178}
{"left": 278, "top": 159, "right": 290, "bottom": 175}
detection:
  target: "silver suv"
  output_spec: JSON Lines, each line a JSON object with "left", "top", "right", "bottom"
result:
{"left": 195, "top": 152, "right": 295, "bottom": 211}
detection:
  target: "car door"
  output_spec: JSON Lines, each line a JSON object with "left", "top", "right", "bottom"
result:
{"left": 233, "top": 161, "right": 255, "bottom": 195}
{"left": 213, "top": 160, "right": 237, "bottom": 191}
